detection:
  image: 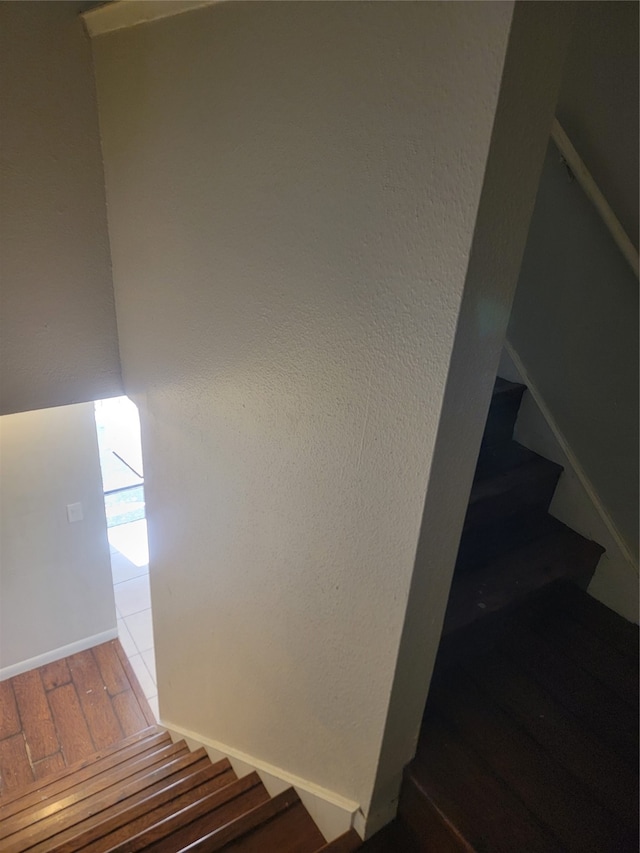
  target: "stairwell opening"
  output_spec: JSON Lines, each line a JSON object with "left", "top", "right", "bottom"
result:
{"left": 94, "top": 396, "right": 157, "bottom": 720}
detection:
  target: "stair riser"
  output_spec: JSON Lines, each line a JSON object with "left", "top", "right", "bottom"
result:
{"left": 456, "top": 511, "right": 551, "bottom": 571}
{"left": 479, "top": 389, "right": 526, "bottom": 456}
{"left": 465, "top": 468, "right": 561, "bottom": 532}
{"left": 397, "top": 775, "right": 471, "bottom": 852}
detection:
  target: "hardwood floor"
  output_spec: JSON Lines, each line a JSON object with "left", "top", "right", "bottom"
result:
{"left": 0, "top": 640, "right": 155, "bottom": 797}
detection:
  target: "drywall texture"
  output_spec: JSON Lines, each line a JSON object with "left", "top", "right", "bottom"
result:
{"left": 367, "top": 3, "right": 574, "bottom": 828}
{"left": 0, "top": 2, "right": 122, "bottom": 416}
{"left": 0, "top": 403, "right": 116, "bottom": 671}
{"left": 557, "top": 1, "right": 639, "bottom": 248}
{"left": 92, "top": 1, "right": 517, "bottom": 828}
{"left": 508, "top": 143, "right": 639, "bottom": 562}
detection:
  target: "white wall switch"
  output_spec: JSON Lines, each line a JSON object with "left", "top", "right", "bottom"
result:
{"left": 66, "top": 502, "right": 83, "bottom": 523}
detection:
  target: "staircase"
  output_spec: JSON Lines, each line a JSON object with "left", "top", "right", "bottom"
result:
{"left": 0, "top": 727, "right": 362, "bottom": 852}
{"left": 391, "top": 377, "right": 639, "bottom": 852}
{"left": 3, "top": 378, "right": 635, "bottom": 852}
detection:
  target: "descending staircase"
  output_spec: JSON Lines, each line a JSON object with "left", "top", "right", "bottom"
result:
{"left": 0, "top": 727, "right": 362, "bottom": 852}
{"left": 437, "top": 377, "right": 604, "bottom": 667}
{"left": 390, "top": 377, "right": 639, "bottom": 851}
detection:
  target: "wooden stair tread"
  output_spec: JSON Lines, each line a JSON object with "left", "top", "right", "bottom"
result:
{"left": 501, "top": 619, "right": 639, "bottom": 764}
{"left": 424, "top": 665, "right": 633, "bottom": 852}
{"left": 4, "top": 748, "right": 217, "bottom": 853}
{"left": 459, "top": 645, "right": 639, "bottom": 827}
{"left": 101, "top": 771, "right": 270, "bottom": 852}
{"left": 0, "top": 727, "right": 166, "bottom": 818}
{"left": 543, "top": 579, "right": 640, "bottom": 660}
{"left": 0, "top": 740, "right": 189, "bottom": 842}
{"left": 359, "top": 820, "right": 421, "bottom": 852}
{"left": 315, "top": 828, "right": 362, "bottom": 851}
{"left": 491, "top": 377, "right": 526, "bottom": 397}
{"left": 442, "top": 520, "right": 603, "bottom": 638}
{"left": 468, "top": 444, "right": 561, "bottom": 504}
{"left": 410, "top": 710, "right": 563, "bottom": 852}
{"left": 26, "top": 759, "right": 236, "bottom": 853}
{"left": 176, "top": 788, "right": 324, "bottom": 852}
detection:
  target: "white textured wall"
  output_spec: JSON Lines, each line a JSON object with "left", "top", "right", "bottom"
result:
{"left": 0, "top": 403, "right": 116, "bottom": 673}
{"left": 0, "top": 2, "right": 122, "bottom": 416}
{"left": 90, "top": 0, "right": 555, "bottom": 831}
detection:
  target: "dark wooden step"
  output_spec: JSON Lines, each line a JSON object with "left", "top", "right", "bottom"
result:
{"left": 409, "top": 711, "right": 563, "bottom": 852}
{"left": 476, "top": 377, "right": 526, "bottom": 466}
{"left": 359, "top": 820, "right": 422, "bottom": 852}
{"left": 178, "top": 788, "right": 325, "bottom": 852}
{"left": 103, "top": 772, "right": 269, "bottom": 852}
{"left": 527, "top": 594, "right": 639, "bottom": 707}
{"left": 15, "top": 750, "right": 227, "bottom": 853}
{"left": 408, "top": 585, "right": 638, "bottom": 853}
{"left": 316, "top": 828, "right": 362, "bottom": 851}
{"left": 30, "top": 759, "right": 237, "bottom": 853}
{"left": 541, "top": 579, "right": 640, "bottom": 660}
{"left": 425, "top": 666, "right": 633, "bottom": 852}
{"left": 0, "top": 727, "right": 167, "bottom": 820}
{"left": 457, "top": 443, "right": 563, "bottom": 569}
{"left": 501, "top": 620, "right": 639, "bottom": 766}
{"left": 0, "top": 740, "right": 189, "bottom": 843}
{"left": 459, "top": 646, "right": 638, "bottom": 827}
{"left": 397, "top": 773, "right": 475, "bottom": 852}
{"left": 439, "top": 520, "right": 604, "bottom": 666}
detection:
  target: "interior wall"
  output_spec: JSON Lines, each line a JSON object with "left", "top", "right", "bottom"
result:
{"left": 556, "top": 1, "right": 639, "bottom": 248}
{"left": 506, "top": 2, "right": 639, "bottom": 617}
{"left": 91, "top": 1, "right": 517, "bottom": 828}
{"left": 367, "top": 2, "right": 574, "bottom": 828}
{"left": 0, "top": 1, "right": 122, "bottom": 417}
{"left": 508, "top": 146, "right": 639, "bottom": 560}
{"left": 498, "top": 345, "right": 639, "bottom": 624}
{"left": 0, "top": 403, "right": 116, "bottom": 675}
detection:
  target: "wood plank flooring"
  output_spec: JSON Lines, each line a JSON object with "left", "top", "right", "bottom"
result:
{"left": 0, "top": 640, "right": 155, "bottom": 797}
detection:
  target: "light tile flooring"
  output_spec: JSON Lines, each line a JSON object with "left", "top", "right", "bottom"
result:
{"left": 107, "top": 519, "right": 159, "bottom": 721}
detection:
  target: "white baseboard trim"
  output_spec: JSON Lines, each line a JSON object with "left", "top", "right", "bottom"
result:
{"left": 83, "top": 1, "right": 218, "bottom": 38}
{"left": 504, "top": 341, "right": 637, "bottom": 572}
{"left": 0, "top": 628, "right": 118, "bottom": 682}
{"left": 162, "top": 719, "right": 360, "bottom": 842}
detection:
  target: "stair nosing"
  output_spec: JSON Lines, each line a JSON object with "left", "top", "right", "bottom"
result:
{"left": 0, "top": 728, "right": 167, "bottom": 818}
{"left": 0, "top": 741, "right": 190, "bottom": 842}
{"left": 31, "top": 760, "right": 237, "bottom": 853}
{"left": 101, "top": 771, "right": 267, "bottom": 853}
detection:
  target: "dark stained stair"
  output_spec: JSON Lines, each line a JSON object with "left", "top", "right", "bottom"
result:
{"left": 3, "top": 377, "right": 636, "bottom": 853}
{"left": 386, "top": 376, "right": 639, "bottom": 851}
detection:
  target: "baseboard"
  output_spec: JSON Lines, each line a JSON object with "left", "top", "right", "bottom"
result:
{"left": 0, "top": 627, "right": 118, "bottom": 682}
{"left": 500, "top": 343, "right": 639, "bottom": 623}
{"left": 162, "top": 719, "right": 360, "bottom": 842}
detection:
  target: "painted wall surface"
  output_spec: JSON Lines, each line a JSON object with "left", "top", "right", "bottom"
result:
{"left": 557, "top": 1, "right": 639, "bottom": 248}
{"left": 366, "top": 3, "right": 574, "bottom": 828}
{"left": 508, "top": 144, "right": 639, "bottom": 562}
{"left": 499, "top": 346, "right": 639, "bottom": 624}
{"left": 0, "top": 1, "right": 122, "bottom": 416}
{"left": 92, "top": 1, "right": 517, "bottom": 825}
{"left": 0, "top": 403, "right": 116, "bottom": 672}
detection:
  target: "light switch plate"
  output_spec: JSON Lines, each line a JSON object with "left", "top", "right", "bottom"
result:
{"left": 67, "top": 502, "right": 83, "bottom": 523}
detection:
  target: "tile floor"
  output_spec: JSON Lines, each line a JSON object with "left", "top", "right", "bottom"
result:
{"left": 108, "top": 519, "right": 159, "bottom": 721}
